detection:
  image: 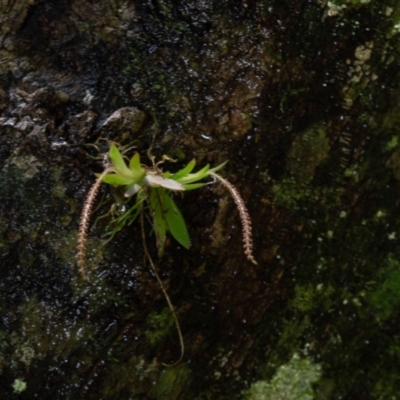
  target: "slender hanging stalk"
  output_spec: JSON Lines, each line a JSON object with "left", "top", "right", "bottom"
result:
{"left": 77, "top": 167, "right": 112, "bottom": 279}
{"left": 210, "top": 172, "right": 257, "bottom": 265}
{"left": 140, "top": 210, "right": 185, "bottom": 367}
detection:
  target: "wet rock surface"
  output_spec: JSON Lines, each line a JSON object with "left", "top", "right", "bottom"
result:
{"left": 1, "top": 0, "right": 400, "bottom": 399}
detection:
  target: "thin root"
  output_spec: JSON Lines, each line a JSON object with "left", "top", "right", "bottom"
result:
{"left": 140, "top": 211, "right": 185, "bottom": 367}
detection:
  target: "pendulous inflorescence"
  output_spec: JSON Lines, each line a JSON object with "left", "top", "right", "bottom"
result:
{"left": 77, "top": 167, "right": 112, "bottom": 279}
{"left": 210, "top": 172, "right": 257, "bottom": 265}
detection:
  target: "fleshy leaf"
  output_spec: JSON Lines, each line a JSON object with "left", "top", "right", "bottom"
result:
{"left": 97, "top": 173, "right": 134, "bottom": 186}
{"left": 129, "top": 153, "right": 143, "bottom": 174}
{"left": 207, "top": 160, "right": 228, "bottom": 175}
{"left": 109, "top": 145, "right": 133, "bottom": 177}
{"left": 169, "top": 159, "right": 196, "bottom": 181}
{"left": 149, "top": 188, "right": 167, "bottom": 254}
{"left": 163, "top": 192, "right": 191, "bottom": 249}
{"left": 176, "top": 164, "right": 210, "bottom": 184}
{"left": 108, "top": 146, "right": 145, "bottom": 183}
{"left": 182, "top": 183, "right": 206, "bottom": 191}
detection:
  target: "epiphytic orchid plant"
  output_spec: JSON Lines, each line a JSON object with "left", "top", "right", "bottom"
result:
{"left": 76, "top": 144, "right": 257, "bottom": 365}
{"left": 77, "top": 144, "right": 257, "bottom": 279}
{"left": 100, "top": 145, "right": 227, "bottom": 254}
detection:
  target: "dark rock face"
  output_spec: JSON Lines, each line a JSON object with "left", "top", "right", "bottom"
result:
{"left": 1, "top": 1, "right": 400, "bottom": 399}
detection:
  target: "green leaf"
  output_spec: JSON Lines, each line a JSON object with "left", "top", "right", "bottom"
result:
{"left": 129, "top": 153, "right": 143, "bottom": 174}
{"left": 207, "top": 160, "right": 228, "bottom": 174}
{"left": 163, "top": 192, "right": 191, "bottom": 249}
{"left": 182, "top": 183, "right": 206, "bottom": 191}
{"left": 109, "top": 145, "right": 132, "bottom": 177}
{"left": 109, "top": 146, "right": 145, "bottom": 183}
{"left": 176, "top": 164, "right": 210, "bottom": 184}
{"left": 169, "top": 159, "right": 196, "bottom": 180}
{"left": 149, "top": 188, "right": 167, "bottom": 254}
{"left": 98, "top": 173, "right": 134, "bottom": 186}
